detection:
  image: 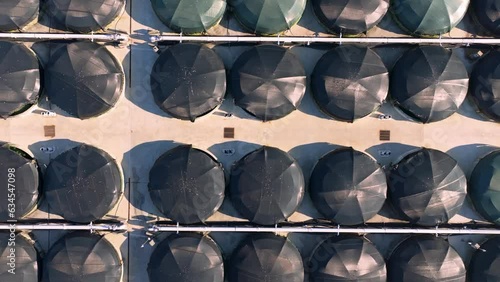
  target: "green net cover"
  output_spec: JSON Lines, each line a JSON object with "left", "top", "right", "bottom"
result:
{"left": 390, "top": 0, "right": 470, "bottom": 36}
{"left": 151, "top": 0, "right": 226, "bottom": 34}
{"left": 469, "top": 150, "right": 500, "bottom": 224}
{"left": 229, "top": 0, "right": 306, "bottom": 35}
{"left": 469, "top": 50, "right": 500, "bottom": 122}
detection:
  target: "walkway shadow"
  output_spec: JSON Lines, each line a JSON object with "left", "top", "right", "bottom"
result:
{"left": 122, "top": 140, "right": 181, "bottom": 219}
{"left": 208, "top": 141, "right": 261, "bottom": 219}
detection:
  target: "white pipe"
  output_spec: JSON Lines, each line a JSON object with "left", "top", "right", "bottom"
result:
{"left": 149, "top": 225, "right": 500, "bottom": 235}
{"left": 0, "top": 223, "right": 126, "bottom": 231}
{"left": 0, "top": 32, "right": 129, "bottom": 42}
{"left": 150, "top": 35, "right": 500, "bottom": 45}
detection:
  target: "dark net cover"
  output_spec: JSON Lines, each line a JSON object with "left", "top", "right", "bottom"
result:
{"left": 308, "top": 235, "right": 386, "bottom": 281}
{"left": 311, "top": 0, "right": 389, "bottom": 35}
{"left": 0, "top": 0, "right": 38, "bottom": 31}
{"left": 43, "top": 144, "right": 122, "bottom": 223}
{"left": 469, "top": 236, "right": 500, "bottom": 281}
{"left": 390, "top": 0, "right": 470, "bottom": 36}
{"left": 0, "top": 41, "right": 40, "bottom": 118}
{"left": 148, "top": 145, "right": 225, "bottom": 223}
{"left": 229, "top": 45, "right": 306, "bottom": 121}
{"left": 469, "top": 150, "right": 500, "bottom": 224}
{"left": 390, "top": 46, "right": 468, "bottom": 123}
{"left": 388, "top": 236, "right": 466, "bottom": 282}
{"left": 43, "top": 232, "right": 122, "bottom": 282}
{"left": 229, "top": 0, "right": 306, "bottom": 35}
{"left": 148, "top": 233, "right": 224, "bottom": 282}
{"left": 471, "top": 0, "right": 500, "bottom": 36}
{"left": 0, "top": 233, "right": 39, "bottom": 282}
{"left": 311, "top": 45, "right": 389, "bottom": 122}
{"left": 0, "top": 144, "right": 39, "bottom": 220}
{"left": 150, "top": 43, "right": 226, "bottom": 121}
{"left": 388, "top": 148, "right": 467, "bottom": 226}
{"left": 44, "top": 41, "right": 124, "bottom": 119}
{"left": 309, "top": 147, "right": 387, "bottom": 225}
{"left": 228, "top": 234, "right": 304, "bottom": 282}
{"left": 469, "top": 50, "right": 500, "bottom": 122}
{"left": 151, "top": 0, "right": 226, "bottom": 34}
{"left": 44, "top": 0, "right": 125, "bottom": 33}
{"left": 229, "top": 146, "right": 304, "bottom": 225}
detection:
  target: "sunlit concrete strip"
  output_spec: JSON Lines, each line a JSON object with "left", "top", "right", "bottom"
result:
{"left": 0, "top": 32, "right": 129, "bottom": 42}
{"left": 0, "top": 223, "right": 126, "bottom": 231}
{"left": 150, "top": 35, "right": 500, "bottom": 45}
{"left": 149, "top": 224, "right": 500, "bottom": 235}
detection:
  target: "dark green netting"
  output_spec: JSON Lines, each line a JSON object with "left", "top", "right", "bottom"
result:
{"left": 0, "top": 0, "right": 38, "bottom": 31}
{"left": 312, "top": 45, "right": 389, "bottom": 122}
{"left": 229, "top": 0, "right": 306, "bottom": 35}
{"left": 44, "top": 41, "right": 124, "bottom": 119}
{"left": 44, "top": 0, "right": 125, "bottom": 33}
{"left": 43, "top": 144, "right": 122, "bottom": 223}
{"left": 150, "top": 43, "right": 226, "bottom": 121}
{"left": 148, "top": 233, "right": 224, "bottom": 282}
{"left": 469, "top": 50, "right": 500, "bottom": 122}
{"left": 310, "top": 147, "right": 387, "bottom": 225}
{"left": 388, "top": 236, "right": 466, "bottom": 282}
{"left": 469, "top": 236, "right": 500, "bottom": 282}
{"left": 388, "top": 148, "right": 467, "bottom": 226}
{"left": 309, "top": 235, "right": 386, "bottom": 281}
{"left": 229, "top": 45, "right": 306, "bottom": 121}
{"left": 229, "top": 146, "right": 304, "bottom": 225}
{"left": 471, "top": 0, "right": 500, "bottom": 36}
{"left": 0, "top": 144, "right": 39, "bottom": 221}
{"left": 148, "top": 145, "right": 225, "bottom": 224}
{"left": 390, "top": 0, "right": 470, "bottom": 36}
{"left": 311, "top": 0, "right": 389, "bottom": 35}
{"left": 43, "top": 232, "right": 122, "bottom": 282}
{"left": 151, "top": 0, "right": 226, "bottom": 34}
{"left": 0, "top": 41, "right": 40, "bottom": 118}
{"left": 390, "top": 46, "right": 468, "bottom": 123}
{"left": 229, "top": 234, "right": 304, "bottom": 282}
{"left": 469, "top": 150, "right": 500, "bottom": 224}
{"left": 0, "top": 233, "right": 39, "bottom": 282}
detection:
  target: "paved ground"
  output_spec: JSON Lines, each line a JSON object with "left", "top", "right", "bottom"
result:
{"left": 0, "top": 1, "right": 499, "bottom": 281}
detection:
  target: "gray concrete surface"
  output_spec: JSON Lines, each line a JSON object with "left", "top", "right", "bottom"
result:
{"left": 0, "top": 1, "right": 499, "bottom": 281}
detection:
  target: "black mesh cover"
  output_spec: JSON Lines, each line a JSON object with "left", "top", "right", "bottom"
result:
{"left": 0, "top": 0, "right": 38, "bottom": 31}
{"left": 311, "top": 0, "right": 389, "bottom": 35}
{"left": 0, "top": 41, "right": 40, "bottom": 118}
{"left": 148, "top": 233, "right": 224, "bottom": 282}
{"left": 469, "top": 50, "right": 500, "bottom": 122}
{"left": 390, "top": 46, "right": 468, "bottom": 123}
{"left": 469, "top": 150, "right": 500, "bottom": 224}
{"left": 229, "top": 45, "right": 306, "bottom": 121}
{"left": 43, "top": 232, "right": 122, "bottom": 282}
{"left": 312, "top": 45, "right": 389, "bottom": 122}
{"left": 309, "top": 147, "right": 387, "bottom": 225}
{"left": 43, "top": 144, "right": 122, "bottom": 223}
{"left": 388, "top": 236, "right": 466, "bottom": 282}
{"left": 472, "top": 0, "right": 500, "bottom": 36}
{"left": 308, "top": 235, "right": 386, "bottom": 281}
{"left": 44, "top": 41, "right": 124, "bottom": 119}
{"left": 388, "top": 148, "right": 467, "bottom": 226}
{"left": 44, "top": 0, "right": 125, "bottom": 33}
{"left": 148, "top": 145, "right": 225, "bottom": 223}
{"left": 0, "top": 144, "right": 39, "bottom": 221}
{"left": 0, "top": 233, "right": 39, "bottom": 282}
{"left": 229, "top": 146, "right": 304, "bottom": 225}
{"left": 229, "top": 234, "right": 304, "bottom": 282}
{"left": 150, "top": 43, "right": 226, "bottom": 121}
{"left": 469, "top": 236, "right": 500, "bottom": 282}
